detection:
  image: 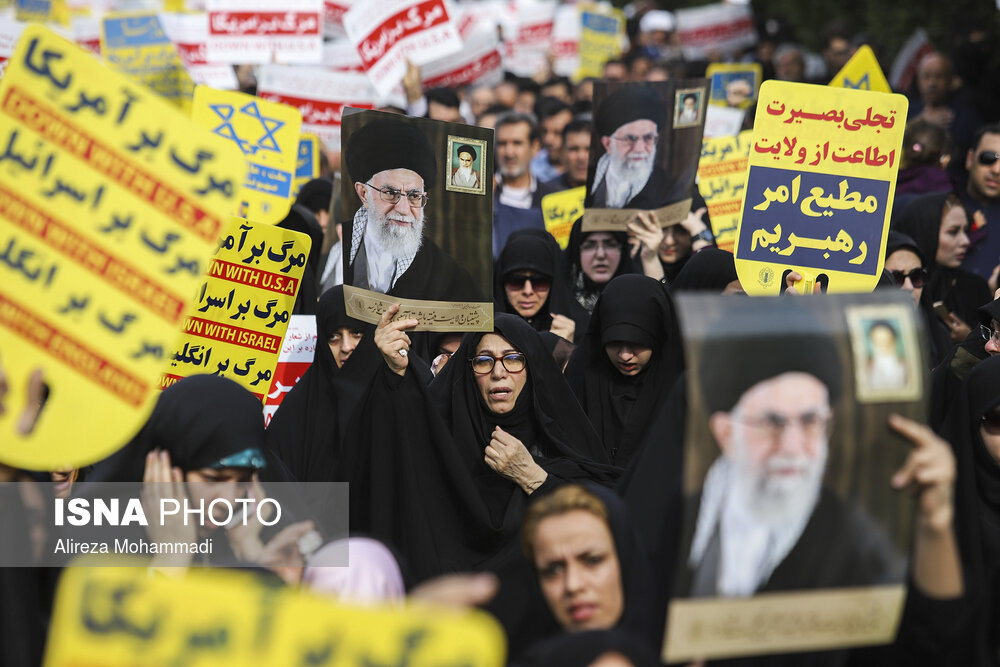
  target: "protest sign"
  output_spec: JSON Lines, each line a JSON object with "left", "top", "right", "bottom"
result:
{"left": 262, "top": 313, "right": 315, "bottom": 426}
{"left": 101, "top": 12, "right": 195, "bottom": 109}
{"left": 733, "top": 81, "right": 908, "bottom": 295}
{"left": 575, "top": 3, "right": 625, "bottom": 81}
{"left": 257, "top": 64, "right": 377, "bottom": 152}
{"left": 675, "top": 3, "right": 756, "bottom": 61}
{"left": 698, "top": 131, "right": 751, "bottom": 253}
{"left": 70, "top": 13, "right": 101, "bottom": 56}
{"left": 0, "top": 25, "right": 244, "bottom": 470}
{"left": 192, "top": 86, "right": 302, "bottom": 225}
{"left": 323, "top": 0, "right": 354, "bottom": 38}
{"left": 205, "top": 0, "right": 323, "bottom": 65}
{"left": 502, "top": 0, "right": 556, "bottom": 77}
{"left": 341, "top": 110, "right": 493, "bottom": 331}
{"left": 0, "top": 17, "right": 26, "bottom": 80}
{"left": 420, "top": 26, "right": 503, "bottom": 91}
{"left": 322, "top": 37, "right": 365, "bottom": 71}
{"left": 542, "top": 186, "right": 586, "bottom": 249}
{"left": 829, "top": 45, "right": 891, "bottom": 93}
{"left": 665, "top": 292, "right": 921, "bottom": 661}
{"left": 703, "top": 104, "right": 745, "bottom": 139}
{"left": 165, "top": 217, "right": 310, "bottom": 402}
{"left": 343, "top": 0, "right": 463, "bottom": 98}
{"left": 550, "top": 4, "right": 580, "bottom": 78}
{"left": 583, "top": 80, "right": 708, "bottom": 232}
{"left": 707, "top": 62, "right": 761, "bottom": 109}
{"left": 292, "top": 134, "right": 321, "bottom": 199}
{"left": 159, "top": 11, "right": 240, "bottom": 91}
{"left": 43, "top": 565, "right": 507, "bottom": 667}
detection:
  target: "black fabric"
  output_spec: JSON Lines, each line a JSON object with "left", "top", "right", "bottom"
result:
{"left": 563, "top": 217, "right": 637, "bottom": 315}
{"left": 338, "top": 313, "right": 618, "bottom": 582}
{"left": 929, "top": 326, "right": 989, "bottom": 432}
{"left": 670, "top": 247, "right": 738, "bottom": 292}
{"left": 264, "top": 286, "right": 378, "bottom": 482}
{"left": 344, "top": 118, "right": 436, "bottom": 188}
{"left": 514, "top": 629, "right": 661, "bottom": 667}
{"left": 594, "top": 85, "right": 667, "bottom": 136}
{"left": 295, "top": 178, "right": 333, "bottom": 215}
{"left": 564, "top": 275, "right": 684, "bottom": 466}
{"left": 277, "top": 202, "right": 324, "bottom": 315}
{"left": 884, "top": 230, "right": 926, "bottom": 266}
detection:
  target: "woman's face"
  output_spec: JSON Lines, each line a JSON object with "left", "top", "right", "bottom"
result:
{"left": 658, "top": 225, "right": 692, "bottom": 265}
{"left": 504, "top": 271, "right": 551, "bottom": 318}
{"left": 532, "top": 509, "right": 624, "bottom": 632}
{"left": 473, "top": 334, "right": 529, "bottom": 415}
{"left": 936, "top": 205, "right": 970, "bottom": 268}
{"left": 185, "top": 467, "right": 254, "bottom": 529}
{"left": 579, "top": 233, "right": 623, "bottom": 284}
{"left": 328, "top": 328, "right": 363, "bottom": 368}
{"left": 603, "top": 342, "right": 653, "bottom": 376}
{"left": 980, "top": 405, "right": 1000, "bottom": 465}
{"left": 885, "top": 249, "right": 923, "bottom": 306}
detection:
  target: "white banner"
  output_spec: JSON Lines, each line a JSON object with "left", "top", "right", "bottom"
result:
{"left": 550, "top": 4, "right": 580, "bottom": 78}
{"left": 205, "top": 0, "right": 323, "bottom": 64}
{"left": 502, "top": 0, "right": 556, "bottom": 77}
{"left": 262, "top": 315, "right": 316, "bottom": 426}
{"left": 160, "top": 12, "right": 239, "bottom": 90}
{"left": 675, "top": 3, "right": 756, "bottom": 61}
{"left": 420, "top": 26, "right": 502, "bottom": 89}
{"left": 323, "top": 37, "right": 365, "bottom": 71}
{"left": 323, "top": 0, "right": 355, "bottom": 37}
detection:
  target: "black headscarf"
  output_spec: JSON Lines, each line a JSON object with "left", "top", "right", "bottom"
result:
{"left": 670, "top": 247, "right": 739, "bottom": 292}
{"left": 565, "top": 274, "right": 685, "bottom": 466}
{"left": 339, "top": 313, "right": 617, "bottom": 582}
{"left": 276, "top": 203, "right": 324, "bottom": 315}
{"left": 563, "top": 217, "right": 635, "bottom": 314}
{"left": 514, "top": 629, "right": 661, "bottom": 667}
{"left": 265, "top": 286, "right": 377, "bottom": 482}
{"left": 495, "top": 230, "right": 586, "bottom": 341}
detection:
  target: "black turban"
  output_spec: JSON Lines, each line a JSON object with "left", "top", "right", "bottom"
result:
{"left": 594, "top": 85, "right": 667, "bottom": 137}
{"left": 345, "top": 118, "right": 436, "bottom": 188}
{"left": 457, "top": 144, "right": 477, "bottom": 161}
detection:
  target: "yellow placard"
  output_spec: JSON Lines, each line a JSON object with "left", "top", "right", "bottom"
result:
{"left": 829, "top": 45, "right": 891, "bottom": 93}
{"left": 0, "top": 25, "right": 244, "bottom": 470}
{"left": 43, "top": 565, "right": 507, "bottom": 667}
{"left": 733, "top": 80, "right": 907, "bottom": 295}
{"left": 292, "top": 133, "right": 321, "bottom": 199}
{"left": 541, "top": 186, "right": 586, "bottom": 249}
{"left": 165, "top": 217, "right": 310, "bottom": 402}
{"left": 575, "top": 4, "right": 625, "bottom": 81}
{"left": 192, "top": 86, "right": 302, "bottom": 225}
{"left": 706, "top": 62, "right": 762, "bottom": 109}
{"left": 101, "top": 12, "right": 195, "bottom": 111}
{"left": 697, "top": 131, "right": 752, "bottom": 253}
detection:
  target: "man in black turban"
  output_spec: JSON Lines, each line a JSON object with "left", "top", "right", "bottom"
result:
{"left": 451, "top": 144, "right": 480, "bottom": 189}
{"left": 590, "top": 85, "right": 686, "bottom": 211}
{"left": 680, "top": 327, "right": 901, "bottom": 599}
{"left": 342, "top": 116, "right": 483, "bottom": 302}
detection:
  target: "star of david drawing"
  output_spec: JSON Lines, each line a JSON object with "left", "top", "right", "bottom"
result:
{"left": 209, "top": 101, "right": 285, "bottom": 156}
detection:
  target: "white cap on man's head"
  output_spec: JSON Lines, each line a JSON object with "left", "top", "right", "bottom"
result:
{"left": 640, "top": 10, "right": 675, "bottom": 33}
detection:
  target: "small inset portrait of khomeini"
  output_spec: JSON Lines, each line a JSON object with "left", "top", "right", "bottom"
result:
{"left": 674, "top": 89, "right": 704, "bottom": 128}
{"left": 446, "top": 135, "right": 487, "bottom": 195}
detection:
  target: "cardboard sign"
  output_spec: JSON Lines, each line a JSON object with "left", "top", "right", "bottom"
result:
{"left": 0, "top": 17, "right": 26, "bottom": 81}
{"left": 550, "top": 4, "right": 580, "bottom": 78}
{"left": 323, "top": 0, "right": 355, "bottom": 38}
{"left": 159, "top": 11, "right": 240, "bottom": 91}
{"left": 665, "top": 292, "right": 921, "bottom": 661}
{"left": 43, "top": 565, "right": 507, "bottom": 667}
{"left": 706, "top": 62, "right": 762, "bottom": 109}
{"left": 0, "top": 25, "right": 245, "bottom": 470}
{"left": 343, "top": 0, "right": 463, "bottom": 97}
{"left": 101, "top": 12, "right": 195, "bottom": 109}
{"left": 262, "top": 313, "right": 316, "bottom": 426}
{"left": 192, "top": 86, "right": 302, "bottom": 225}
{"left": 733, "top": 81, "right": 908, "bottom": 295}
{"left": 675, "top": 3, "right": 756, "bottom": 61}
{"left": 420, "top": 26, "right": 503, "bottom": 91}
{"left": 257, "top": 65, "right": 377, "bottom": 153}
{"left": 205, "top": 0, "right": 323, "bottom": 65}
{"left": 829, "top": 45, "right": 891, "bottom": 93}
{"left": 698, "top": 131, "right": 752, "bottom": 253}
{"left": 541, "top": 186, "right": 586, "bottom": 249}
{"left": 323, "top": 37, "right": 365, "bottom": 72}
{"left": 502, "top": 0, "right": 556, "bottom": 78}
{"left": 292, "top": 134, "right": 321, "bottom": 199}
{"left": 575, "top": 3, "right": 625, "bottom": 81}
{"left": 70, "top": 13, "right": 101, "bottom": 57}
{"left": 165, "top": 218, "right": 310, "bottom": 402}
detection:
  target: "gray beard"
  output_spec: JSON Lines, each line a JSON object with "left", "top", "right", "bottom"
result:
{"left": 365, "top": 200, "right": 424, "bottom": 259}
{"left": 608, "top": 151, "right": 654, "bottom": 193}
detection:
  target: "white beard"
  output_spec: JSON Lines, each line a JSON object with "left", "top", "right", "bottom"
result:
{"left": 604, "top": 151, "right": 655, "bottom": 207}
{"left": 365, "top": 199, "right": 424, "bottom": 259}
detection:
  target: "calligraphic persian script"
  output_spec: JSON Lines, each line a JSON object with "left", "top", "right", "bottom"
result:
{"left": 698, "top": 131, "right": 752, "bottom": 253}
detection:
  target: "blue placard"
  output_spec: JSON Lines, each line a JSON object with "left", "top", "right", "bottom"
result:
{"left": 103, "top": 15, "right": 169, "bottom": 49}
{"left": 246, "top": 163, "right": 293, "bottom": 198}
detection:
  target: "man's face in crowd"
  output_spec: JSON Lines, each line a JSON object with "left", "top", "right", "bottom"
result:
{"left": 966, "top": 132, "right": 1000, "bottom": 203}
{"left": 541, "top": 110, "right": 573, "bottom": 165}
{"left": 563, "top": 130, "right": 591, "bottom": 187}
{"left": 355, "top": 168, "right": 425, "bottom": 259}
{"left": 774, "top": 50, "right": 805, "bottom": 82}
{"left": 497, "top": 121, "right": 538, "bottom": 180}
{"left": 603, "top": 62, "right": 627, "bottom": 81}
{"left": 824, "top": 37, "right": 852, "bottom": 75}
{"left": 917, "top": 55, "right": 951, "bottom": 107}
{"left": 469, "top": 87, "right": 496, "bottom": 119}
{"left": 428, "top": 101, "right": 462, "bottom": 123}
{"left": 710, "top": 372, "right": 831, "bottom": 526}
{"left": 601, "top": 118, "right": 657, "bottom": 185}
{"left": 985, "top": 318, "right": 1000, "bottom": 357}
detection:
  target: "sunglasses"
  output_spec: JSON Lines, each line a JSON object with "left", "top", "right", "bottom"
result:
{"left": 982, "top": 410, "right": 1000, "bottom": 435}
{"left": 977, "top": 150, "right": 1000, "bottom": 167}
{"left": 886, "top": 268, "right": 927, "bottom": 288}
{"left": 504, "top": 274, "right": 551, "bottom": 291}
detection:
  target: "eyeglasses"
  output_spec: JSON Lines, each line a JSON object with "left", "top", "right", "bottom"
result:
{"left": 886, "top": 268, "right": 927, "bottom": 288}
{"left": 580, "top": 239, "right": 623, "bottom": 252}
{"left": 733, "top": 411, "right": 833, "bottom": 442}
{"left": 610, "top": 132, "right": 658, "bottom": 146}
{"left": 363, "top": 182, "right": 429, "bottom": 208}
{"left": 980, "top": 324, "right": 1000, "bottom": 344}
{"left": 504, "top": 274, "right": 551, "bottom": 291}
{"left": 977, "top": 150, "right": 1000, "bottom": 167}
{"left": 469, "top": 352, "right": 526, "bottom": 374}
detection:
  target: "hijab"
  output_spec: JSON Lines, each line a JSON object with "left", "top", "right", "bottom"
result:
{"left": 563, "top": 217, "right": 635, "bottom": 313}
{"left": 277, "top": 202, "right": 325, "bottom": 315}
{"left": 670, "top": 247, "right": 739, "bottom": 292}
{"left": 565, "top": 274, "right": 685, "bottom": 466}
{"left": 302, "top": 537, "right": 406, "bottom": 604}
{"left": 265, "top": 286, "right": 377, "bottom": 482}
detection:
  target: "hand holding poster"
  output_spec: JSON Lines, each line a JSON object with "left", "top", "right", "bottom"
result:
{"left": 733, "top": 81, "right": 908, "bottom": 294}
{"left": 665, "top": 292, "right": 924, "bottom": 661}
{"left": 340, "top": 110, "right": 493, "bottom": 330}
{"left": 698, "top": 131, "right": 752, "bottom": 252}
{"left": 0, "top": 25, "right": 244, "bottom": 470}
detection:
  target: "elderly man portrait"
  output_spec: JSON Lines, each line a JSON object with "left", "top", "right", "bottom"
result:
{"left": 451, "top": 144, "right": 481, "bottom": 189}
{"left": 343, "top": 117, "right": 485, "bottom": 303}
